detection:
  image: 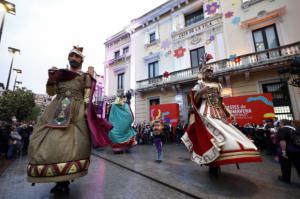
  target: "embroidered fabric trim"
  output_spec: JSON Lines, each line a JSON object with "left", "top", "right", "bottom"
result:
{"left": 27, "top": 158, "right": 90, "bottom": 178}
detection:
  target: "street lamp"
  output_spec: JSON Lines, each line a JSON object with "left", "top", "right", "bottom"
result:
{"left": 0, "top": 0, "right": 16, "bottom": 44}
{"left": 6, "top": 47, "right": 20, "bottom": 90}
{"left": 13, "top": 68, "right": 22, "bottom": 91}
{"left": 14, "top": 80, "right": 22, "bottom": 90}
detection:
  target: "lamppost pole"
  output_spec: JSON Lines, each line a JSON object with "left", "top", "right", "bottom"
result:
{"left": 13, "top": 80, "right": 22, "bottom": 91}
{"left": 0, "top": 0, "right": 16, "bottom": 45}
{"left": 13, "top": 73, "right": 17, "bottom": 91}
{"left": 6, "top": 47, "right": 20, "bottom": 90}
{"left": 0, "top": 13, "right": 5, "bottom": 44}
{"left": 13, "top": 68, "right": 22, "bottom": 91}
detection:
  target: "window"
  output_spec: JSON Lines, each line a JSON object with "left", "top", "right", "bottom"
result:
{"left": 117, "top": 73, "right": 124, "bottom": 90}
{"left": 149, "top": 98, "right": 160, "bottom": 106}
{"left": 190, "top": 47, "right": 205, "bottom": 68}
{"left": 149, "top": 32, "right": 156, "bottom": 43}
{"left": 114, "top": 51, "right": 120, "bottom": 59}
{"left": 123, "top": 47, "right": 129, "bottom": 55}
{"left": 252, "top": 25, "right": 279, "bottom": 52}
{"left": 148, "top": 61, "right": 159, "bottom": 78}
{"left": 185, "top": 8, "right": 204, "bottom": 27}
{"left": 262, "top": 82, "right": 293, "bottom": 120}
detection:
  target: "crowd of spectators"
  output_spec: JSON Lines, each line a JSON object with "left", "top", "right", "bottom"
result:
{"left": 233, "top": 117, "right": 300, "bottom": 183}
{"left": 232, "top": 118, "right": 282, "bottom": 154}
{"left": 0, "top": 121, "right": 34, "bottom": 160}
{"left": 133, "top": 121, "right": 187, "bottom": 145}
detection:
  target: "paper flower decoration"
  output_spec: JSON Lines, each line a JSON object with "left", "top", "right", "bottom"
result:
{"left": 234, "top": 57, "right": 241, "bottom": 63}
{"left": 206, "top": 53, "right": 214, "bottom": 61}
{"left": 229, "top": 54, "right": 237, "bottom": 61}
{"left": 201, "top": 53, "right": 213, "bottom": 62}
{"left": 209, "top": 35, "right": 215, "bottom": 41}
{"left": 231, "top": 17, "right": 241, "bottom": 25}
{"left": 164, "top": 50, "right": 172, "bottom": 58}
{"left": 174, "top": 47, "right": 186, "bottom": 58}
{"left": 224, "top": 11, "right": 234, "bottom": 18}
{"left": 163, "top": 71, "right": 170, "bottom": 78}
{"left": 161, "top": 40, "right": 171, "bottom": 50}
{"left": 205, "top": 2, "right": 220, "bottom": 15}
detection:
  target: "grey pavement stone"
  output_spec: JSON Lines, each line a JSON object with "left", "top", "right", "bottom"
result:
{"left": 93, "top": 144, "right": 300, "bottom": 199}
{"left": 0, "top": 154, "right": 193, "bottom": 199}
{"left": 0, "top": 144, "right": 299, "bottom": 199}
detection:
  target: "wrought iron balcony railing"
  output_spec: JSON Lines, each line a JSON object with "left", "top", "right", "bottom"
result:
{"left": 136, "top": 42, "right": 300, "bottom": 91}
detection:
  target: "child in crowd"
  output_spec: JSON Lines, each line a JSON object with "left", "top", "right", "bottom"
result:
{"left": 152, "top": 120, "right": 164, "bottom": 163}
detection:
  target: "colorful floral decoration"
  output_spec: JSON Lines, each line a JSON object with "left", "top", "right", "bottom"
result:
{"left": 201, "top": 53, "right": 214, "bottom": 62}
{"left": 163, "top": 71, "right": 170, "bottom": 78}
{"left": 224, "top": 11, "right": 234, "bottom": 18}
{"left": 205, "top": 2, "right": 220, "bottom": 15}
{"left": 234, "top": 57, "right": 241, "bottom": 63}
{"left": 206, "top": 35, "right": 215, "bottom": 45}
{"left": 164, "top": 51, "right": 169, "bottom": 58}
{"left": 161, "top": 39, "right": 171, "bottom": 50}
{"left": 229, "top": 54, "right": 237, "bottom": 61}
{"left": 174, "top": 47, "right": 186, "bottom": 58}
{"left": 231, "top": 16, "right": 241, "bottom": 25}
{"left": 164, "top": 50, "right": 172, "bottom": 58}
{"left": 206, "top": 39, "right": 212, "bottom": 45}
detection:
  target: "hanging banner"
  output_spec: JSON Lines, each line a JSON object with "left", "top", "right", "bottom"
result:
{"left": 150, "top": 103, "right": 180, "bottom": 127}
{"left": 223, "top": 93, "right": 275, "bottom": 125}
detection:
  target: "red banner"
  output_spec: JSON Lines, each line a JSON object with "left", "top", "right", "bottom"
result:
{"left": 150, "top": 103, "right": 180, "bottom": 127}
{"left": 223, "top": 93, "right": 275, "bottom": 126}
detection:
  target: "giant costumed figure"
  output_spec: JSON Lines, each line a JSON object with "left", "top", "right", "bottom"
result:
{"left": 181, "top": 53, "right": 262, "bottom": 175}
{"left": 27, "top": 46, "right": 112, "bottom": 194}
{"left": 108, "top": 93, "right": 137, "bottom": 153}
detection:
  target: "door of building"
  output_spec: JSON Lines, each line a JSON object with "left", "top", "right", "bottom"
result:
{"left": 262, "top": 82, "right": 293, "bottom": 120}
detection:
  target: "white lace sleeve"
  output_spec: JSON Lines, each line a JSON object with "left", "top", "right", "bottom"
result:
{"left": 192, "top": 80, "right": 204, "bottom": 92}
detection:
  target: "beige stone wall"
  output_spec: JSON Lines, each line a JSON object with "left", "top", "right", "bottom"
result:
{"left": 221, "top": 0, "right": 300, "bottom": 57}
{"left": 105, "top": 36, "right": 130, "bottom": 60}
{"left": 230, "top": 70, "right": 279, "bottom": 96}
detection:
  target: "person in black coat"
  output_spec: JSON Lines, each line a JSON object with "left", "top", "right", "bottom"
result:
{"left": 277, "top": 119, "right": 300, "bottom": 184}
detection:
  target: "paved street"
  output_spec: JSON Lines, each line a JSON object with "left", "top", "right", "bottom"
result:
{"left": 0, "top": 144, "right": 299, "bottom": 199}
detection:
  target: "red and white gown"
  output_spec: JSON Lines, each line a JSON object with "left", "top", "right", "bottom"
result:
{"left": 181, "top": 80, "right": 261, "bottom": 166}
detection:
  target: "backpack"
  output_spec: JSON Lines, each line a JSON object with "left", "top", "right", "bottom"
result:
{"left": 288, "top": 128, "right": 300, "bottom": 147}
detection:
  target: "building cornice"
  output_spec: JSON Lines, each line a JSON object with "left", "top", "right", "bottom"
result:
{"left": 127, "top": 0, "right": 194, "bottom": 33}
{"left": 241, "top": 6, "right": 286, "bottom": 28}
{"left": 104, "top": 29, "right": 130, "bottom": 46}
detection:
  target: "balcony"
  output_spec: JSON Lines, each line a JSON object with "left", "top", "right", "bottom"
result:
{"left": 106, "top": 54, "right": 131, "bottom": 66}
{"left": 171, "top": 14, "right": 223, "bottom": 42}
{"left": 136, "top": 42, "right": 300, "bottom": 92}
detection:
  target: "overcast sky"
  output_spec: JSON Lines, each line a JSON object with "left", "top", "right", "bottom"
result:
{"left": 0, "top": 0, "right": 167, "bottom": 94}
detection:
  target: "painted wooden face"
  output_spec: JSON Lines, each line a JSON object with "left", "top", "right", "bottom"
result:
{"left": 203, "top": 69, "right": 213, "bottom": 80}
